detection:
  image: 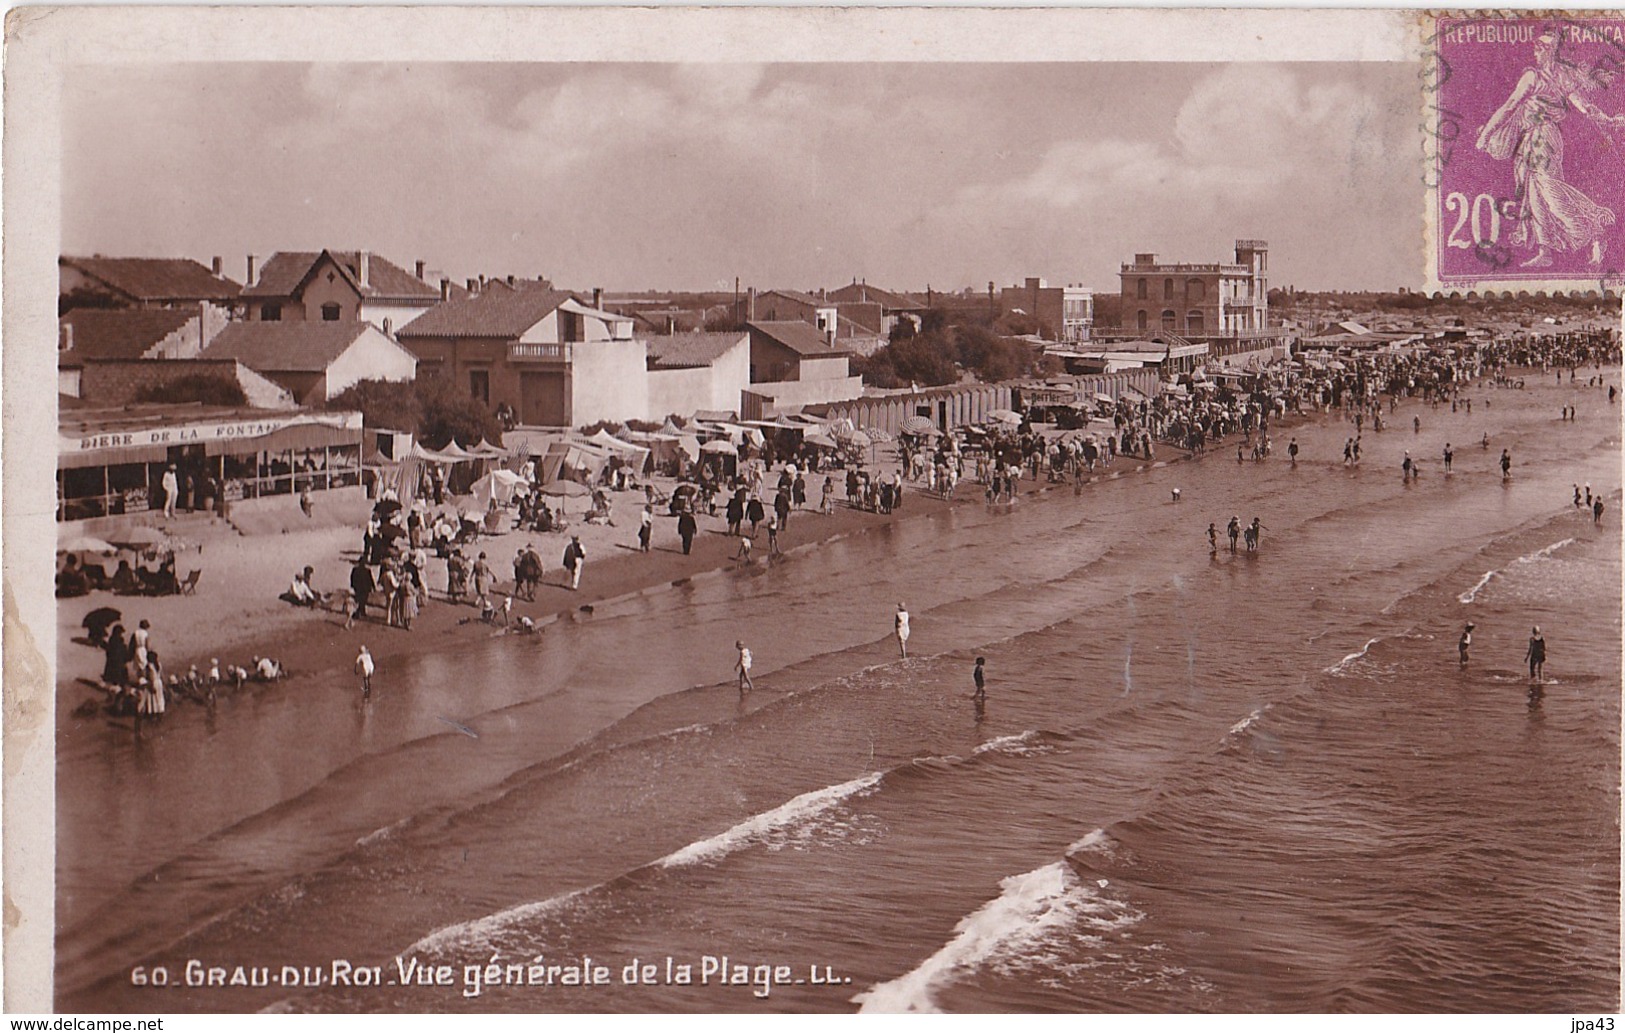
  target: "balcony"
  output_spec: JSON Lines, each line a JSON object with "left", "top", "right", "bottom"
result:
{"left": 508, "top": 342, "right": 572, "bottom": 362}
{"left": 1223, "top": 295, "right": 1259, "bottom": 309}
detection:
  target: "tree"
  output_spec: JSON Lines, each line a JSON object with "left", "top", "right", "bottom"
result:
{"left": 892, "top": 333, "right": 961, "bottom": 386}
{"left": 954, "top": 325, "right": 1039, "bottom": 383}
{"left": 326, "top": 377, "right": 502, "bottom": 449}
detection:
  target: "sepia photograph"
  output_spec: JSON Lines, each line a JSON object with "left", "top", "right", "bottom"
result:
{"left": 4, "top": 6, "right": 1621, "bottom": 1018}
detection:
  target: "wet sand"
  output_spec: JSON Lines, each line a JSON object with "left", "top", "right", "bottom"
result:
{"left": 57, "top": 454, "right": 1198, "bottom": 719}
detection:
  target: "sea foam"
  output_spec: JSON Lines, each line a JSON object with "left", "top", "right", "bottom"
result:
{"left": 408, "top": 772, "right": 882, "bottom": 953}
{"left": 853, "top": 853, "right": 1138, "bottom": 1013}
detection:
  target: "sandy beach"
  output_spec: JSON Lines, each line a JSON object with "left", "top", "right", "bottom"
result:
{"left": 55, "top": 449, "right": 1192, "bottom": 716}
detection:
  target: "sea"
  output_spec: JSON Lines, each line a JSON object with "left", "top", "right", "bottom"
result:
{"left": 56, "top": 369, "right": 1621, "bottom": 1013}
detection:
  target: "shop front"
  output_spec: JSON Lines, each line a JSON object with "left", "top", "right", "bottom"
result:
{"left": 57, "top": 407, "right": 364, "bottom": 523}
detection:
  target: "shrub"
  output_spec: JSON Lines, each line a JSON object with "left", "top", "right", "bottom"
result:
{"left": 133, "top": 374, "right": 247, "bottom": 407}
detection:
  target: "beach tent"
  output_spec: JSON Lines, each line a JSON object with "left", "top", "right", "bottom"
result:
{"left": 624, "top": 430, "right": 687, "bottom": 471}
{"left": 537, "top": 438, "right": 617, "bottom": 487}
{"left": 470, "top": 469, "right": 526, "bottom": 512}
{"left": 701, "top": 438, "right": 738, "bottom": 455}
{"left": 432, "top": 441, "right": 478, "bottom": 461}
{"left": 469, "top": 439, "right": 509, "bottom": 459}
{"left": 587, "top": 429, "right": 653, "bottom": 472}
{"left": 987, "top": 409, "right": 1022, "bottom": 426}
{"left": 406, "top": 441, "right": 474, "bottom": 464}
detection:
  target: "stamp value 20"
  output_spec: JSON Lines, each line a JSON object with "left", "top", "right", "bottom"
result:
{"left": 1426, "top": 14, "right": 1625, "bottom": 292}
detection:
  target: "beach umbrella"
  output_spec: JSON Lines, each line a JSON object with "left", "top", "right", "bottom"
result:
{"left": 107, "top": 526, "right": 170, "bottom": 549}
{"left": 1093, "top": 393, "right": 1116, "bottom": 406}
{"left": 803, "top": 430, "right": 838, "bottom": 450}
{"left": 836, "top": 428, "right": 871, "bottom": 448}
{"left": 58, "top": 534, "right": 117, "bottom": 555}
{"left": 83, "top": 606, "right": 122, "bottom": 629}
{"left": 863, "top": 426, "right": 893, "bottom": 444}
{"left": 701, "top": 439, "right": 737, "bottom": 455}
{"left": 899, "top": 415, "right": 939, "bottom": 436}
{"left": 987, "top": 409, "right": 1022, "bottom": 426}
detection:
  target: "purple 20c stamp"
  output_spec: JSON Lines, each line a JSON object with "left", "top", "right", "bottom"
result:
{"left": 1426, "top": 14, "right": 1625, "bottom": 290}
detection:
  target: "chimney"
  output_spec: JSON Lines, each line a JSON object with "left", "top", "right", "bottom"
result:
{"left": 382, "top": 317, "right": 393, "bottom": 335}
{"left": 415, "top": 260, "right": 426, "bottom": 281}
{"left": 440, "top": 278, "right": 451, "bottom": 302}
{"left": 358, "top": 251, "right": 371, "bottom": 288}
{"left": 479, "top": 274, "right": 487, "bottom": 289}
{"left": 507, "top": 275, "right": 516, "bottom": 287}
{"left": 211, "top": 256, "right": 223, "bottom": 276}
{"left": 246, "top": 254, "right": 257, "bottom": 286}
{"left": 467, "top": 278, "right": 479, "bottom": 293}
{"left": 592, "top": 287, "right": 603, "bottom": 309}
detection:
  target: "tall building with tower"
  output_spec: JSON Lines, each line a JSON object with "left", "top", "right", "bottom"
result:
{"left": 1118, "top": 239, "right": 1269, "bottom": 336}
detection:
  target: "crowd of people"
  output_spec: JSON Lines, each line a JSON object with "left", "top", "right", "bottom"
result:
{"left": 75, "top": 321, "right": 1617, "bottom": 725}
{"left": 87, "top": 614, "right": 285, "bottom": 724}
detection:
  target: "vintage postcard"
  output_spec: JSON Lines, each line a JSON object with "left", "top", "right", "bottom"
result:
{"left": 4, "top": 6, "right": 1620, "bottom": 1021}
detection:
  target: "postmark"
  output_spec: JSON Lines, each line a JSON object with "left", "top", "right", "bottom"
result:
{"left": 1424, "top": 12, "right": 1625, "bottom": 294}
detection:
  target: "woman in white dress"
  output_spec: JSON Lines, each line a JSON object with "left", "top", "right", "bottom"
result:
{"left": 1476, "top": 31, "right": 1624, "bottom": 268}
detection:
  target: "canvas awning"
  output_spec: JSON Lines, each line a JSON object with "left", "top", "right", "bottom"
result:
{"left": 471, "top": 469, "right": 525, "bottom": 511}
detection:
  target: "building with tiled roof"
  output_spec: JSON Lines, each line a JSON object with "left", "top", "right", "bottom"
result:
{"left": 60, "top": 255, "right": 241, "bottom": 311}
{"left": 826, "top": 281, "right": 926, "bottom": 314}
{"left": 826, "top": 281, "right": 926, "bottom": 339}
{"left": 203, "top": 320, "right": 417, "bottom": 405}
{"left": 396, "top": 283, "right": 583, "bottom": 340}
{"left": 238, "top": 250, "right": 441, "bottom": 334}
{"left": 645, "top": 332, "right": 752, "bottom": 418}
{"left": 59, "top": 309, "right": 201, "bottom": 367}
{"left": 646, "top": 331, "right": 750, "bottom": 370}
{"left": 746, "top": 321, "right": 851, "bottom": 384}
{"left": 397, "top": 281, "right": 643, "bottom": 428}
{"left": 752, "top": 289, "right": 840, "bottom": 339}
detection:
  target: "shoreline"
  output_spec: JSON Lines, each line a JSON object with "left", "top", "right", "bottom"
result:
{"left": 55, "top": 444, "right": 1207, "bottom": 726}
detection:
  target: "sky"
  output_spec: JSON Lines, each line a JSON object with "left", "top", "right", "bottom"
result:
{"left": 62, "top": 61, "right": 1424, "bottom": 295}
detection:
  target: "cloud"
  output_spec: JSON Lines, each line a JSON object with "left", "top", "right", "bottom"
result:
{"left": 62, "top": 62, "right": 1419, "bottom": 290}
{"left": 942, "top": 64, "right": 1416, "bottom": 288}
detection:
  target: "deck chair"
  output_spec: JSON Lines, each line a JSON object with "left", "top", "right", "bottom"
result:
{"left": 179, "top": 569, "right": 201, "bottom": 596}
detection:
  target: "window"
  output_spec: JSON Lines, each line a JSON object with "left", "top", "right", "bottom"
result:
{"left": 469, "top": 369, "right": 490, "bottom": 405}
{"left": 1187, "top": 311, "right": 1205, "bottom": 334}
{"left": 1187, "top": 279, "right": 1205, "bottom": 302}
{"left": 1161, "top": 310, "right": 1177, "bottom": 330}
{"left": 1136, "top": 278, "right": 1148, "bottom": 300}
{"left": 320, "top": 303, "right": 342, "bottom": 321}
{"left": 1136, "top": 310, "right": 1148, "bottom": 331}
{"left": 1163, "top": 278, "right": 1174, "bottom": 300}
{"left": 261, "top": 303, "right": 282, "bottom": 321}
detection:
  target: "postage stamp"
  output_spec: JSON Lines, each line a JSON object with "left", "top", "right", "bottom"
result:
{"left": 1426, "top": 12, "right": 1625, "bottom": 293}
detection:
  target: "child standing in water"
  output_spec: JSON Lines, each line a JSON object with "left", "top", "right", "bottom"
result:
{"left": 1525, "top": 627, "right": 1546, "bottom": 682}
